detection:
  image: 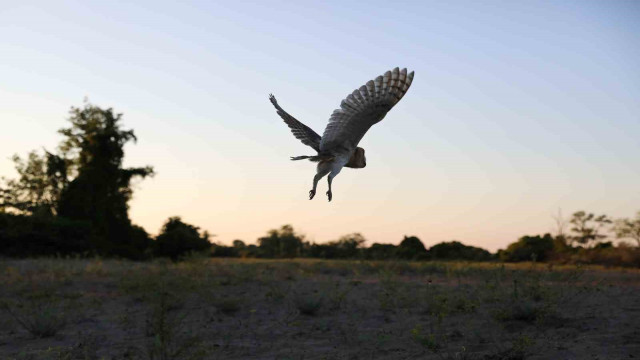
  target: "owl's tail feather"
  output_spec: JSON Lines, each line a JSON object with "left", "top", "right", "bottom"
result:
{"left": 290, "top": 155, "right": 335, "bottom": 162}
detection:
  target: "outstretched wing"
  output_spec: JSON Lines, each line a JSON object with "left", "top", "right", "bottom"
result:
{"left": 320, "top": 67, "right": 414, "bottom": 153}
{"left": 269, "top": 94, "right": 321, "bottom": 152}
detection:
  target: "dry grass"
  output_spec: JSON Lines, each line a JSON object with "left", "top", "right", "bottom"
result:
{"left": 1, "top": 258, "right": 639, "bottom": 359}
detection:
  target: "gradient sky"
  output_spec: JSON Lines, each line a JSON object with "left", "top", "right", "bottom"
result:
{"left": 1, "top": 1, "right": 639, "bottom": 251}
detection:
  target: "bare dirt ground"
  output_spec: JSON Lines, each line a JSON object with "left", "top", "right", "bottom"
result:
{"left": 1, "top": 258, "right": 639, "bottom": 359}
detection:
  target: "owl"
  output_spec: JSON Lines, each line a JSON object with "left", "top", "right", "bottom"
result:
{"left": 269, "top": 67, "right": 414, "bottom": 201}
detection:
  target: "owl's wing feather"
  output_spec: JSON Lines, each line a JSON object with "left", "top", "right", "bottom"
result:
{"left": 269, "top": 94, "right": 321, "bottom": 152}
{"left": 320, "top": 67, "right": 414, "bottom": 153}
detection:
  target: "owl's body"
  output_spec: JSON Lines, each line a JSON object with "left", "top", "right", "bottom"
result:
{"left": 269, "top": 67, "right": 414, "bottom": 201}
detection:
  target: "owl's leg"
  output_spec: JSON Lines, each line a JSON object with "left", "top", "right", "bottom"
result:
{"left": 326, "top": 175, "right": 334, "bottom": 202}
{"left": 326, "top": 167, "right": 342, "bottom": 202}
{"left": 310, "top": 164, "right": 331, "bottom": 200}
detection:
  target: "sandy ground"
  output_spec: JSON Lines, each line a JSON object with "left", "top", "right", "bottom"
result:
{"left": 1, "top": 258, "right": 639, "bottom": 359}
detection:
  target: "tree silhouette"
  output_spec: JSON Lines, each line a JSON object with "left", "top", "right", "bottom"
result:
{"left": 614, "top": 211, "right": 640, "bottom": 247}
{"left": 56, "top": 101, "right": 154, "bottom": 257}
{"left": 154, "top": 216, "right": 211, "bottom": 260}
{"left": 257, "top": 225, "right": 304, "bottom": 258}
{"left": 568, "top": 211, "right": 612, "bottom": 247}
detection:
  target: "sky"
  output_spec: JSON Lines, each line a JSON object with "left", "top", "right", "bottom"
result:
{"left": 1, "top": 1, "right": 639, "bottom": 252}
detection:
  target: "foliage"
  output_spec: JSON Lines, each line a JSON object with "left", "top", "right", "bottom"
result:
{"left": 307, "top": 233, "right": 366, "bottom": 259}
{"left": 566, "top": 243, "right": 640, "bottom": 267}
{"left": 567, "top": 211, "right": 612, "bottom": 246}
{"left": 499, "top": 234, "right": 554, "bottom": 262}
{"left": 257, "top": 224, "right": 304, "bottom": 258}
{"left": 614, "top": 211, "right": 640, "bottom": 247}
{"left": 396, "top": 235, "right": 427, "bottom": 260}
{"left": 364, "top": 243, "right": 398, "bottom": 260}
{"left": 154, "top": 217, "right": 211, "bottom": 260}
{"left": 0, "top": 213, "right": 92, "bottom": 257}
{"left": 428, "top": 241, "right": 493, "bottom": 261}
{"left": 0, "top": 150, "right": 68, "bottom": 216}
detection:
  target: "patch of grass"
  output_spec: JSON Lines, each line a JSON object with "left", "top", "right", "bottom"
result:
{"left": 145, "top": 291, "right": 208, "bottom": 360}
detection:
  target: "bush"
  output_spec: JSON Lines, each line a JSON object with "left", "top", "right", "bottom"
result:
{"left": 428, "top": 241, "right": 493, "bottom": 261}
{"left": 499, "top": 234, "right": 554, "bottom": 262}
{"left": 396, "top": 235, "right": 427, "bottom": 260}
{"left": 0, "top": 213, "right": 92, "bottom": 257}
{"left": 306, "top": 233, "right": 366, "bottom": 259}
{"left": 154, "top": 217, "right": 211, "bottom": 260}
{"left": 364, "top": 243, "right": 397, "bottom": 260}
{"left": 569, "top": 243, "right": 640, "bottom": 268}
{"left": 210, "top": 243, "right": 238, "bottom": 257}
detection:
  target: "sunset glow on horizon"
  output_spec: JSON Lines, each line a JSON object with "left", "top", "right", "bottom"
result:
{"left": 1, "top": 1, "right": 638, "bottom": 252}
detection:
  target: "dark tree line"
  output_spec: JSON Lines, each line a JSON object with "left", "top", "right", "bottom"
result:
{"left": 210, "top": 225, "right": 493, "bottom": 262}
{"left": 1, "top": 101, "right": 638, "bottom": 266}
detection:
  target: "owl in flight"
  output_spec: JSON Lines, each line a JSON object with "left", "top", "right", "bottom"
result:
{"left": 269, "top": 67, "right": 414, "bottom": 202}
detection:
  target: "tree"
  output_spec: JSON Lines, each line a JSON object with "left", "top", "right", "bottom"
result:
{"left": 0, "top": 150, "right": 68, "bottom": 216}
{"left": 568, "top": 211, "right": 612, "bottom": 247}
{"left": 56, "top": 101, "right": 154, "bottom": 257}
{"left": 257, "top": 225, "right": 304, "bottom": 258}
{"left": 614, "top": 211, "right": 640, "bottom": 247}
{"left": 154, "top": 217, "right": 211, "bottom": 260}
{"left": 396, "top": 235, "right": 427, "bottom": 260}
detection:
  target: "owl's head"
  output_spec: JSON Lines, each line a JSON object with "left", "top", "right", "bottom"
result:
{"left": 346, "top": 147, "right": 366, "bottom": 168}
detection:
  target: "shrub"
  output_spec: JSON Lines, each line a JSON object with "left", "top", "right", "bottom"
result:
{"left": 499, "top": 234, "right": 554, "bottom": 262}
{"left": 428, "top": 241, "right": 493, "bottom": 261}
{"left": 154, "top": 217, "right": 211, "bottom": 260}
{"left": 570, "top": 243, "right": 640, "bottom": 268}
{"left": 396, "top": 235, "right": 427, "bottom": 260}
{"left": 306, "top": 233, "right": 366, "bottom": 259}
{"left": 364, "top": 243, "right": 397, "bottom": 260}
{"left": 0, "top": 213, "right": 92, "bottom": 257}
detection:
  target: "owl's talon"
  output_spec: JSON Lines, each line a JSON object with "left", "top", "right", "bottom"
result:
{"left": 326, "top": 191, "right": 332, "bottom": 202}
{"left": 309, "top": 190, "right": 315, "bottom": 200}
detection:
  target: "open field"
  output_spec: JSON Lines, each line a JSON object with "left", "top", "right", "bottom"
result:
{"left": 1, "top": 258, "right": 639, "bottom": 360}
